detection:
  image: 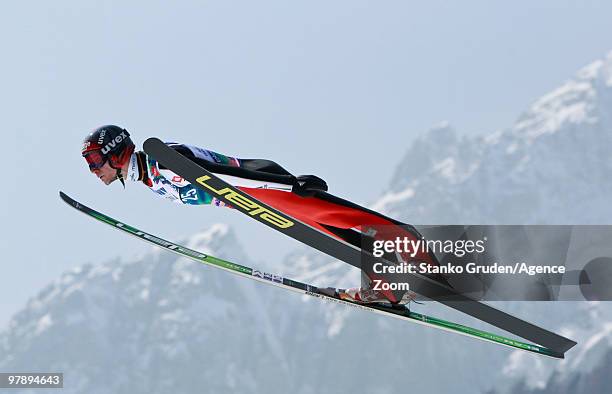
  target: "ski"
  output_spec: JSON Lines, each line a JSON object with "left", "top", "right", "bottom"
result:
{"left": 60, "top": 191, "right": 564, "bottom": 358}
{"left": 143, "top": 137, "right": 577, "bottom": 355}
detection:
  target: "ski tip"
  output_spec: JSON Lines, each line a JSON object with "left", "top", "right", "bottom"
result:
{"left": 143, "top": 137, "right": 163, "bottom": 151}
{"left": 59, "top": 191, "right": 76, "bottom": 206}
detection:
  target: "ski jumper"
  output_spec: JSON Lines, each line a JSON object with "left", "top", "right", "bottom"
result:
{"left": 128, "top": 142, "right": 442, "bottom": 303}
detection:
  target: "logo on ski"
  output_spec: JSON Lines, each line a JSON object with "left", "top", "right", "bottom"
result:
{"left": 195, "top": 175, "right": 294, "bottom": 229}
{"left": 252, "top": 270, "right": 283, "bottom": 283}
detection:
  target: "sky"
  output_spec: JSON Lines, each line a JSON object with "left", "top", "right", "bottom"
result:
{"left": 0, "top": 1, "right": 611, "bottom": 328}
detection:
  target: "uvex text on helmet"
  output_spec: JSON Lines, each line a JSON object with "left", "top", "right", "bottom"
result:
{"left": 82, "top": 125, "right": 135, "bottom": 170}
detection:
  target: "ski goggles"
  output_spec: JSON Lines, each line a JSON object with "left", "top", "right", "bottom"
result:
{"left": 83, "top": 150, "right": 107, "bottom": 170}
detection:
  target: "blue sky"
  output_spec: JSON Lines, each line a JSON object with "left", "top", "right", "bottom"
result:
{"left": 1, "top": 1, "right": 611, "bottom": 327}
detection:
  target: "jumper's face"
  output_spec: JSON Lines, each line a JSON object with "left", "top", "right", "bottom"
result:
{"left": 90, "top": 160, "right": 117, "bottom": 185}
{"left": 84, "top": 150, "right": 117, "bottom": 185}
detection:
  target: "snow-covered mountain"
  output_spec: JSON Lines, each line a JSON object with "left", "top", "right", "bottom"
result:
{"left": 372, "top": 51, "right": 612, "bottom": 393}
{"left": 369, "top": 51, "right": 612, "bottom": 393}
{"left": 2, "top": 51, "right": 612, "bottom": 393}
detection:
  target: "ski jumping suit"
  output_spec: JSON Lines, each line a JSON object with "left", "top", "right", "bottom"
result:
{"left": 127, "top": 142, "right": 441, "bottom": 304}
